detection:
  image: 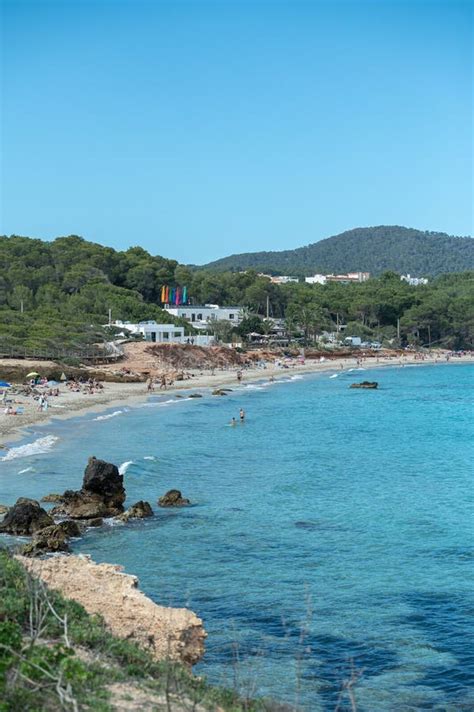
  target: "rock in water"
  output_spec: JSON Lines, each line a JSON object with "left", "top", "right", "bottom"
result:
{"left": 83, "top": 457, "right": 124, "bottom": 503}
{"left": 158, "top": 490, "right": 191, "bottom": 507}
{"left": 40, "top": 493, "right": 65, "bottom": 503}
{"left": 86, "top": 517, "right": 104, "bottom": 527}
{"left": 349, "top": 381, "right": 378, "bottom": 389}
{"left": 119, "top": 501, "right": 154, "bottom": 522}
{"left": 18, "top": 554, "right": 206, "bottom": 667}
{"left": 51, "top": 457, "right": 126, "bottom": 519}
{"left": 58, "top": 519, "right": 83, "bottom": 537}
{"left": 0, "top": 498, "right": 53, "bottom": 535}
{"left": 21, "top": 525, "right": 69, "bottom": 556}
{"left": 20, "top": 520, "right": 82, "bottom": 557}
{"left": 0, "top": 504, "right": 9, "bottom": 515}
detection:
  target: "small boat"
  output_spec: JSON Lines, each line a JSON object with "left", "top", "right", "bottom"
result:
{"left": 350, "top": 381, "right": 378, "bottom": 389}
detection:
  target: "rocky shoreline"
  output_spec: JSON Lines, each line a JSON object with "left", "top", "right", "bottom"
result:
{"left": 0, "top": 456, "right": 205, "bottom": 668}
{"left": 19, "top": 554, "right": 206, "bottom": 667}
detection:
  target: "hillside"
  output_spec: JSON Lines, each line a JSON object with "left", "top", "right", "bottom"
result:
{"left": 201, "top": 226, "right": 474, "bottom": 276}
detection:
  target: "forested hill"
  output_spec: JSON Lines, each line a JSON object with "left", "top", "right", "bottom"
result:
{"left": 201, "top": 226, "right": 474, "bottom": 276}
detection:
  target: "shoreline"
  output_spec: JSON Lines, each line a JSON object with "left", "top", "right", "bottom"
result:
{"left": 1, "top": 354, "right": 471, "bottom": 448}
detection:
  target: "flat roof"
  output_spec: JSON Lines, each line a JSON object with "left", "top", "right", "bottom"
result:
{"left": 165, "top": 305, "right": 243, "bottom": 310}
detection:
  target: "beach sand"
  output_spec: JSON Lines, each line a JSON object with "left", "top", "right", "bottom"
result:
{"left": 0, "top": 353, "right": 470, "bottom": 447}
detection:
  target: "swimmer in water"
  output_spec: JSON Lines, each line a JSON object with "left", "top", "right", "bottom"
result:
{"left": 239, "top": 408, "right": 245, "bottom": 421}
{"left": 230, "top": 417, "right": 237, "bottom": 426}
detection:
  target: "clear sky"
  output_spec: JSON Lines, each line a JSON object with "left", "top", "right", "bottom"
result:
{"left": 1, "top": 0, "right": 472, "bottom": 263}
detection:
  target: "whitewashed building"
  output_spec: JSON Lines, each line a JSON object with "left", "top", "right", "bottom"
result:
{"left": 269, "top": 276, "right": 299, "bottom": 284}
{"left": 305, "top": 274, "right": 328, "bottom": 285}
{"left": 164, "top": 304, "right": 243, "bottom": 329}
{"left": 305, "top": 272, "right": 370, "bottom": 285}
{"left": 111, "top": 320, "right": 214, "bottom": 345}
{"left": 401, "top": 274, "right": 429, "bottom": 286}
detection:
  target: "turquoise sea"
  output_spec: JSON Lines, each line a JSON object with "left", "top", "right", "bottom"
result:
{"left": 1, "top": 364, "right": 473, "bottom": 711}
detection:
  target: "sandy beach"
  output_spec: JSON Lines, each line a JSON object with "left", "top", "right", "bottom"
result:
{"left": 0, "top": 352, "right": 470, "bottom": 447}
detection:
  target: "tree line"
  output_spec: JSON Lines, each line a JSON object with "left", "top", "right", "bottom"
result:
{"left": 0, "top": 234, "right": 472, "bottom": 353}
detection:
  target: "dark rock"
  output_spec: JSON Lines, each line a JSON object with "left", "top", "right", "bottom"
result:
{"left": 188, "top": 393, "right": 203, "bottom": 398}
{"left": 51, "top": 491, "right": 115, "bottom": 519}
{"left": 51, "top": 457, "right": 125, "bottom": 519}
{"left": 349, "top": 381, "right": 378, "bottom": 389}
{"left": 85, "top": 517, "right": 103, "bottom": 527}
{"left": 41, "top": 493, "right": 65, "bottom": 503}
{"left": 0, "top": 498, "right": 54, "bottom": 535}
{"left": 20, "top": 521, "right": 78, "bottom": 557}
{"left": 119, "top": 500, "right": 154, "bottom": 522}
{"left": 57, "top": 519, "right": 82, "bottom": 537}
{"left": 0, "top": 504, "right": 9, "bottom": 515}
{"left": 158, "top": 490, "right": 191, "bottom": 507}
{"left": 212, "top": 389, "right": 227, "bottom": 396}
{"left": 83, "top": 457, "right": 124, "bottom": 503}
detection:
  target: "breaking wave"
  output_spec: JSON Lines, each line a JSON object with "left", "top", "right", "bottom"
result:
{"left": 0, "top": 435, "right": 59, "bottom": 462}
{"left": 93, "top": 410, "right": 124, "bottom": 421}
{"left": 118, "top": 460, "right": 134, "bottom": 475}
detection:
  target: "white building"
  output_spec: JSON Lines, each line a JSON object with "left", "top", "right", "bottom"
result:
{"left": 111, "top": 320, "right": 214, "bottom": 345}
{"left": 164, "top": 304, "right": 243, "bottom": 329}
{"left": 401, "top": 274, "right": 429, "bottom": 286}
{"left": 305, "top": 272, "right": 370, "bottom": 285}
{"left": 269, "top": 276, "right": 299, "bottom": 284}
{"left": 112, "top": 320, "right": 184, "bottom": 343}
{"left": 305, "top": 274, "right": 327, "bottom": 285}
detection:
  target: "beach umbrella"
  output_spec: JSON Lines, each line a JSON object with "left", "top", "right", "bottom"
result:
{"left": 60, "top": 372, "right": 67, "bottom": 381}
{"left": 0, "top": 381, "right": 11, "bottom": 387}
{"left": 26, "top": 371, "right": 40, "bottom": 378}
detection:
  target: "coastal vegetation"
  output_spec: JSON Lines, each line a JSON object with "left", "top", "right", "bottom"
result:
{"left": 0, "top": 549, "right": 283, "bottom": 711}
{"left": 1, "top": 234, "right": 473, "bottom": 355}
{"left": 201, "top": 226, "right": 474, "bottom": 276}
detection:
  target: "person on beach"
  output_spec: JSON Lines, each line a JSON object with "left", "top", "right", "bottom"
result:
{"left": 160, "top": 375, "right": 167, "bottom": 390}
{"left": 239, "top": 408, "right": 245, "bottom": 422}
{"left": 237, "top": 370, "right": 242, "bottom": 382}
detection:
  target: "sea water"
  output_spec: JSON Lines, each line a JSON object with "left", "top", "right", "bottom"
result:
{"left": 0, "top": 364, "right": 473, "bottom": 711}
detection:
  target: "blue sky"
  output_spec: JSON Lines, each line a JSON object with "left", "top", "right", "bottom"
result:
{"left": 1, "top": 0, "right": 472, "bottom": 263}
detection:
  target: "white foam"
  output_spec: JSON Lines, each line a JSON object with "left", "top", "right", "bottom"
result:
{"left": 93, "top": 410, "right": 124, "bottom": 421}
{"left": 1, "top": 435, "right": 59, "bottom": 462}
{"left": 159, "top": 397, "right": 194, "bottom": 406}
{"left": 143, "top": 456, "right": 156, "bottom": 461}
{"left": 18, "top": 467, "right": 34, "bottom": 474}
{"left": 329, "top": 373, "right": 339, "bottom": 379}
{"left": 142, "top": 397, "right": 194, "bottom": 408}
{"left": 291, "top": 375, "right": 303, "bottom": 380}
{"left": 118, "top": 460, "right": 134, "bottom": 475}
